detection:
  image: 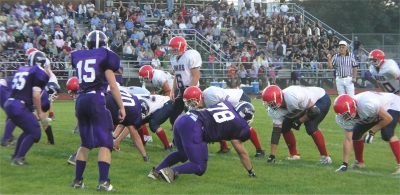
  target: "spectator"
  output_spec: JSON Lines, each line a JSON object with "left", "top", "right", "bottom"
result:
{"left": 249, "top": 65, "right": 258, "bottom": 83}
{"left": 151, "top": 55, "right": 161, "bottom": 69}
{"left": 90, "top": 14, "right": 100, "bottom": 30}
{"left": 352, "top": 36, "right": 362, "bottom": 58}
{"left": 123, "top": 41, "right": 135, "bottom": 60}
{"left": 143, "top": 2, "right": 153, "bottom": 18}
{"left": 237, "top": 64, "right": 248, "bottom": 85}
{"left": 86, "top": 1, "right": 95, "bottom": 13}
{"left": 208, "top": 51, "right": 216, "bottom": 76}
{"left": 280, "top": 1, "right": 289, "bottom": 16}
{"left": 66, "top": 2, "right": 76, "bottom": 19}
{"left": 141, "top": 53, "right": 151, "bottom": 67}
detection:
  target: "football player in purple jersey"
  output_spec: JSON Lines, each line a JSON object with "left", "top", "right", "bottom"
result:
{"left": 70, "top": 30, "right": 126, "bottom": 191}
{"left": 4, "top": 51, "right": 50, "bottom": 166}
{"left": 148, "top": 101, "right": 257, "bottom": 183}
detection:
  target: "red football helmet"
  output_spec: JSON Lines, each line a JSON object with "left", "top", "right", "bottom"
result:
{"left": 333, "top": 94, "right": 357, "bottom": 121}
{"left": 262, "top": 85, "right": 283, "bottom": 109}
{"left": 169, "top": 36, "right": 187, "bottom": 56}
{"left": 26, "top": 48, "right": 38, "bottom": 56}
{"left": 139, "top": 65, "right": 154, "bottom": 82}
{"left": 368, "top": 49, "right": 385, "bottom": 67}
{"left": 66, "top": 77, "right": 79, "bottom": 94}
{"left": 183, "top": 86, "right": 202, "bottom": 109}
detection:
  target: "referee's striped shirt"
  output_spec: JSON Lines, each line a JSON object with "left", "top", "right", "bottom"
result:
{"left": 331, "top": 52, "right": 358, "bottom": 77}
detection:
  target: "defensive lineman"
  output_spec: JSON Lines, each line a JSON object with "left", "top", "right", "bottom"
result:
{"left": 333, "top": 92, "right": 400, "bottom": 174}
{"left": 183, "top": 86, "right": 266, "bottom": 157}
{"left": 148, "top": 101, "right": 257, "bottom": 183}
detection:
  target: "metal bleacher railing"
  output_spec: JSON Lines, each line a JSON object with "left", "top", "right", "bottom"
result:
{"left": 1, "top": 61, "right": 376, "bottom": 90}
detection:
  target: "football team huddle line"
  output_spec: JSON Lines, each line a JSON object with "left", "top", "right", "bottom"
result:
{"left": 1, "top": 30, "right": 399, "bottom": 190}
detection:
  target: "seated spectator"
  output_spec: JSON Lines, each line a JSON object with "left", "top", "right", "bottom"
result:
{"left": 111, "top": 35, "right": 123, "bottom": 53}
{"left": 143, "top": 2, "right": 153, "bottom": 18}
{"left": 87, "top": 1, "right": 95, "bottom": 13}
{"left": 268, "top": 63, "right": 276, "bottom": 84}
{"left": 141, "top": 53, "right": 151, "bottom": 66}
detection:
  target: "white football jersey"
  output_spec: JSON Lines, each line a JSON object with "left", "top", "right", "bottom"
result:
{"left": 370, "top": 59, "right": 400, "bottom": 94}
{"left": 137, "top": 94, "right": 170, "bottom": 117}
{"left": 283, "top": 86, "right": 326, "bottom": 118}
{"left": 126, "top": 86, "right": 151, "bottom": 95}
{"left": 202, "top": 87, "right": 244, "bottom": 107}
{"left": 267, "top": 107, "right": 289, "bottom": 126}
{"left": 171, "top": 50, "right": 201, "bottom": 88}
{"left": 151, "top": 70, "right": 174, "bottom": 90}
{"left": 336, "top": 91, "right": 400, "bottom": 130}
{"left": 49, "top": 71, "right": 58, "bottom": 83}
{"left": 0, "top": 79, "right": 6, "bottom": 86}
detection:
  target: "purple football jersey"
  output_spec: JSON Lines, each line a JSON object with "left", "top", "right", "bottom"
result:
{"left": 9, "top": 66, "right": 49, "bottom": 107}
{"left": 0, "top": 78, "right": 13, "bottom": 109}
{"left": 190, "top": 101, "right": 250, "bottom": 143}
{"left": 71, "top": 47, "right": 120, "bottom": 94}
{"left": 105, "top": 89, "right": 142, "bottom": 128}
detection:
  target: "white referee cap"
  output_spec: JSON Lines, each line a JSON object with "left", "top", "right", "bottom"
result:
{"left": 339, "top": 40, "right": 347, "bottom": 46}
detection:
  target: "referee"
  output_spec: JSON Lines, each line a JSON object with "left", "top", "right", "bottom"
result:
{"left": 327, "top": 40, "right": 358, "bottom": 96}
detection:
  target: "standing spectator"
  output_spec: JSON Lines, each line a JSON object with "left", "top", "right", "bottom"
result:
{"left": 228, "top": 63, "right": 238, "bottom": 87}
{"left": 208, "top": 51, "right": 216, "bottom": 76}
{"left": 327, "top": 40, "right": 358, "bottom": 96}
{"left": 249, "top": 65, "right": 258, "bottom": 83}
{"left": 280, "top": 1, "right": 289, "bottom": 17}
{"left": 237, "top": 64, "right": 248, "bottom": 85}
{"left": 258, "top": 65, "right": 267, "bottom": 89}
{"left": 352, "top": 36, "right": 362, "bottom": 58}
{"left": 151, "top": 55, "right": 161, "bottom": 69}
{"left": 167, "top": 0, "right": 174, "bottom": 13}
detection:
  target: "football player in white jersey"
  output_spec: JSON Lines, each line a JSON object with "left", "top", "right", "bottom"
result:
{"left": 369, "top": 49, "right": 400, "bottom": 95}
{"left": 183, "top": 86, "right": 266, "bottom": 157}
{"left": 139, "top": 65, "right": 174, "bottom": 96}
{"left": 113, "top": 94, "right": 174, "bottom": 151}
{"left": 333, "top": 92, "right": 400, "bottom": 174}
{"left": 263, "top": 85, "right": 332, "bottom": 164}
{"left": 168, "top": 36, "right": 201, "bottom": 125}
{"left": 262, "top": 89, "right": 300, "bottom": 163}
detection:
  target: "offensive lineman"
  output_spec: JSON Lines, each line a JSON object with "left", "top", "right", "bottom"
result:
{"left": 168, "top": 36, "right": 201, "bottom": 125}
{"left": 183, "top": 86, "right": 266, "bottom": 157}
{"left": 263, "top": 85, "right": 332, "bottom": 164}
{"left": 148, "top": 101, "right": 257, "bottom": 183}
{"left": 333, "top": 92, "right": 400, "bottom": 174}
{"left": 139, "top": 65, "right": 174, "bottom": 96}
{"left": 368, "top": 49, "right": 400, "bottom": 95}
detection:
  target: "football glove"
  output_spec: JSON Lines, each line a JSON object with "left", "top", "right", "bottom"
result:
{"left": 291, "top": 119, "right": 302, "bottom": 130}
{"left": 364, "top": 130, "right": 375, "bottom": 144}
{"left": 247, "top": 168, "right": 257, "bottom": 178}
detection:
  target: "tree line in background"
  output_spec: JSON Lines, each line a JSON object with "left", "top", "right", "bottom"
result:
{"left": 292, "top": 0, "right": 399, "bottom": 34}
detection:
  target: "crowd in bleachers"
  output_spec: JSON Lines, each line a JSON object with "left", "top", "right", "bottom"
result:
{"left": 0, "top": 0, "right": 363, "bottom": 87}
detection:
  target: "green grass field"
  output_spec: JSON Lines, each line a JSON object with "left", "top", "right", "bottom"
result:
{"left": 0, "top": 98, "right": 399, "bottom": 194}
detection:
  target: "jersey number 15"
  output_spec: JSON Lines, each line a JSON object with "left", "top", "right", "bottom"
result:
{"left": 76, "top": 59, "right": 96, "bottom": 83}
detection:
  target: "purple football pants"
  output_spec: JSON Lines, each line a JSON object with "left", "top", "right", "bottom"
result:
{"left": 156, "top": 114, "right": 208, "bottom": 176}
{"left": 4, "top": 99, "right": 41, "bottom": 158}
{"left": 75, "top": 92, "right": 114, "bottom": 150}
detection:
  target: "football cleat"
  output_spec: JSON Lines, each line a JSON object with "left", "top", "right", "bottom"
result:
{"left": 49, "top": 116, "right": 55, "bottom": 121}
{"left": 97, "top": 180, "right": 115, "bottom": 191}
{"left": 148, "top": 167, "right": 160, "bottom": 180}
{"left": 159, "top": 167, "right": 179, "bottom": 183}
{"left": 255, "top": 149, "right": 266, "bottom": 157}
{"left": 72, "top": 126, "right": 79, "bottom": 134}
{"left": 67, "top": 154, "right": 76, "bottom": 165}
{"left": 318, "top": 156, "right": 332, "bottom": 164}
{"left": 164, "top": 145, "right": 174, "bottom": 153}
{"left": 267, "top": 155, "right": 275, "bottom": 163}
{"left": 1, "top": 140, "right": 14, "bottom": 147}
{"left": 393, "top": 165, "right": 400, "bottom": 175}
{"left": 217, "top": 148, "right": 231, "bottom": 154}
{"left": 71, "top": 179, "right": 85, "bottom": 188}
{"left": 335, "top": 165, "right": 347, "bottom": 172}
{"left": 144, "top": 135, "right": 153, "bottom": 143}
{"left": 350, "top": 160, "right": 365, "bottom": 168}
{"left": 286, "top": 155, "right": 301, "bottom": 160}
{"left": 11, "top": 157, "right": 29, "bottom": 166}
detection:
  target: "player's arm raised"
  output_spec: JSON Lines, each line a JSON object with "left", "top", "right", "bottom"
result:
{"left": 105, "top": 70, "right": 126, "bottom": 122}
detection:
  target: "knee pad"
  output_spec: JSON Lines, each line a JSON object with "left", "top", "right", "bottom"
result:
{"left": 271, "top": 127, "right": 281, "bottom": 145}
{"left": 196, "top": 163, "right": 207, "bottom": 176}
